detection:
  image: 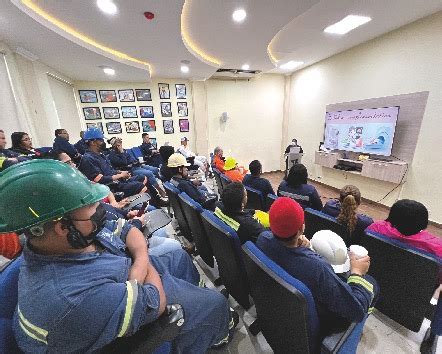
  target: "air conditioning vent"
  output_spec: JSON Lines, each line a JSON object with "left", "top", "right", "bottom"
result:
{"left": 211, "top": 68, "right": 261, "bottom": 80}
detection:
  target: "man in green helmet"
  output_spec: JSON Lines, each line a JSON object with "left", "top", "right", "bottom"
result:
{"left": 0, "top": 160, "right": 237, "bottom": 353}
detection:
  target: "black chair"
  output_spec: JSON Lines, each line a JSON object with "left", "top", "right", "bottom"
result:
{"left": 242, "top": 242, "right": 368, "bottom": 354}
{"left": 360, "top": 231, "right": 441, "bottom": 332}
{"left": 163, "top": 182, "right": 192, "bottom": 241}
{"left": 201, "top": 210, "right": 251, "bottom": 309}
{"left": 304, "top": 208, "right": 352, "bottom": 245}
{"left": 220, "top": 173, "right": 232, "bottom": 191}
{"left": 244, "top": 186, "right": 266, "bottom": 211}
{"left": 178, "top": 193, "right": 215, "bottom": 268}
{"left": 266, "top": 194, "right": 278, "bottom": 211}
{"left": 212, "top": 168, "right": 223, "bottom": 194}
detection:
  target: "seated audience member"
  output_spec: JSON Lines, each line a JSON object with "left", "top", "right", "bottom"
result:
{"left": 52, "top": 128, "right": 80, "bottom": 160}
{"left": 107, "top": 137, "right": 168, "bottom": 202}
{"left": 74, "top": 130, "right": 88, "bottom": 155}
{"left": 159, "top": 145, "right": 175, "bottom": 182}
{"left": 78, "top": 127, "right": 147, "bottom": 198}
{"left": 214, "top": 182, "right": 266, "bottom": 244}
{"left": 0, "top": 129, "right": 29, "bottom": 171}
{"left": 257, "top": 197, "right": 378, "bottom": 334}
{"left": 140, "top": 133, "right": 162, "bottom": 167}
{"left": 0, "top": 160, "right": 237, "bottom": 353}
{"left": 366, "top": 199, "right": 442, "bottom": 258}
{"left": 322, "top": 185, "right": 373, "bottom": 238}
{"left": 243, "top": 160, "right": 275, "bottom": 197}
{"left": 213, "top": 146, "right": 226, "bottom": 172}
{"left": 10, "top": 132, "right": 42, "bottom": 157}
{"left": 168, "top": 153, "right": 217, "bottom": 211}
{"left": 278, "top": 164, "right": 322, "bottom": 210}
{"left": 177, "top": 137, "right": 209, "bottom": 173}
{"left": 224, "top": 157, "right": 247, "bottom": 183}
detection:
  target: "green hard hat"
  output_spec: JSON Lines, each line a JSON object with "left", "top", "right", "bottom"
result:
{"left": 0, "top": 159, "right": 110, "bottom": 233}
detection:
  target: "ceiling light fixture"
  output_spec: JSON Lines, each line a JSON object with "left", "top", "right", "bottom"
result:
{"left": 232, "top": 9, "right": 247, "bottom": 23}
{"left": 102, "top": 67, "right": 115, "bottom": 75}
{"left": 241, "top": 64, "right": 250, "bottom": 70}
{"left": 96, "top": 0, "right": 117, "bottom": 15}
{"left": 279, "top": 61, "right": 304, "bottom": 70}
{"left": 180, "top": 65, "right": 189, "bottom": 73}
{"left": 324, "top": 15, "right": 371, "bottom": 35}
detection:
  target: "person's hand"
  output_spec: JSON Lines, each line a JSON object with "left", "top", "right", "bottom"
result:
{"left": 117, "top": 198, "right": 129, "bottom": 209}
{"left": 128, "top": 260, "right": 148, "bottom": 284}
{"left": 192, "top": 179, "right": 202, "bottom": 186}
{"left": 296, "top": 234, "right": 310, "bottom": 248}
{"left": 119, "top": 171, "right": 130, "bottom": 179}
{"left": 350, "top": 254, "right": 370, "bottom": 276}
{"left": 127, "top": 210, "right": 139, "bottom": 219}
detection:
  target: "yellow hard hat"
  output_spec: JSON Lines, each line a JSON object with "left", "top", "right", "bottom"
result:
{"left": 167, "top": 153, "right": 190, "bottom": 168}
{"left": 224, "top": 157, "right": 237, "bottom": 171}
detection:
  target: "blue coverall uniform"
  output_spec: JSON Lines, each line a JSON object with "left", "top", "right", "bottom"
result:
{"left": 52, "top": 136, "right": 78, "bottom": 159}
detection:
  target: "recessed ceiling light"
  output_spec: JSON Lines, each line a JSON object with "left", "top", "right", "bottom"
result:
{"left": 324, "top": 15, "right": 371, "bottom": 35}
{"left": 241, "top": 64, "right": 250, "bottom": 70}
{"left": 96, "top": 0, "right": 118, "bottom": 15}
{"left": 279, "top": 61, "right": 304, "bottom": 70}
{"left": 232, "top": 9, "right": 247, "bottom": 23}
{"left": 181, "top": 65, "right": 190, "bottom": 73}
{"left": 102, "top": 67, "right": 115, "bottom": 75}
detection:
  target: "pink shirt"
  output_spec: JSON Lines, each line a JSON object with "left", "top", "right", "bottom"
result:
{"left": 367, "top": 220, "right": 442, "bottom": 259}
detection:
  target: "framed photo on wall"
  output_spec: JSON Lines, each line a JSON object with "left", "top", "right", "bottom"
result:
{"left": 99, "top": 90, "right": 117, "bottom": 102}
{"left": 86, "top": 122, "right": 103, "bottom": 133}
{"left": 121, "top": 106, "right": 137, "bottom": 118}
{"left": 179, "top": 119, "right": 189, "bottom": 132}
{"left": 163, "top": 119, "right": 174, "bottom": 134}
{"left": 79, "top": 90, "right": 97, "bottom": 103}
{"left": 125, "top": 121, "right": 140, "bottom": 133}
{"left": 160, "top": 102, "right": 172, "bottom": 117}
{"left": 135, "top": 89, "right": 152, "bottom": 101}
{"left": 150, "top": 138, "right": 157, "bottom": 148}
{"left": 175, "top": 84, "right": 187, "bottom": 99}
{"left": 103, "top": 107, "right": 120, "bottom": 119}
{"left": 142, "top": 120, "right": 156, "bottom": 132}
{"left": 158, "top": 83, "right": 170, "bottom": 99}
{"left": 140, "top": 106, "right": 154, "bottom": 118}
{"left": 83, "top": 107, "right": 101, "bottom": 120}
{"left": 118, "top": 89, "right": 135, "bottom": 102}
{"left": 177, "top": 102, "right": 188, "bottom": 117}
{"left": 106, "top": 122, "right": 122, "bottom": 134}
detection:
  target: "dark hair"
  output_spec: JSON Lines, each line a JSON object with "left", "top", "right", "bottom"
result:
{"left": 142, "top": 133, "right": 149, "bottom": 138}
{"left": 337, "top": 185, "right": 361, "bottom": 233}
{"left": 386, "top": 199, "right": 429, "bottom": 236}
{"left": 249, "top": 160, "right": 262, "bottom": 176}
{"left": 55, "top": 129, "right": 65, "bottom": 136}
{"left": 221, "top": 182, "right": 245, "bottom": 213}
{"left": 286, "top": 164, "right": 308, "bottom": 187}
{"left": 0, "top": 129, "right": 4, "bottom": 133}
{"left": 159, "top": 145, "right": 175, "bottom": 162}
{"left": 11, "top": 132, "right": 27, "bottom": 149}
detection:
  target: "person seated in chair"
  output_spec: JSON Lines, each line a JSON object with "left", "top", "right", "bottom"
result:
{"left": 78, "top": 128, "right": 147, "bottom": 198}
{"left": 223, "top": 157, "right": 248, "bottom": 183}
{"left": 0, "top": 129, "right": 29, "bottom": 171}
{"left": 213, "top": 146, "right": 226, "bottom": 173}
{"left": 140, "top": 133, "right": 162, "bottom": 167}
{"left": 159, "top": 145, "right": 175, "bottom": 182}
{"left": 177, "top": 137, "right": 209, "bottom": 173}
{"left": 52, "top": 128, "right": 80, "bottom": 161}
{"left": 243, "top": 160, "right": 275, "bottom": 197}
{"left": 168, "top": 153, "right": 217, "bottom": 211}
{"left": 257, "top": 197, "right": 378, "bottom": 335}
{"left": 278, "top": 164, "right": 322, "bottom": 210}
{"left": 10, "top": 132, "right": 42, "bottom": 158}
{"left": 214, "top": 182, "right": 266, "bottom": 244}
{"left": 0, "top": 160, "right": 238, "bottom": 353}
{"left": 74, "top": 130, "right": 88, "bottom": 155}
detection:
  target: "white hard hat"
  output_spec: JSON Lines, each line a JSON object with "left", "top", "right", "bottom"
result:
{"left": 167, "top": 153, "right": 190, "bottom": 168}
{"left": 311, "top": 230, "right": 350, "bottom": 273}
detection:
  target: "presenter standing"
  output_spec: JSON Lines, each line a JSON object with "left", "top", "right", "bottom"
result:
{"left": 285, "top": 138, "right": 304, "bottom": 175}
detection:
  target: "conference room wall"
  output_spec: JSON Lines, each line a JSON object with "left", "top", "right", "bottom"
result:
{"left": 287, "top": 11, "right": 442, "bottom": 224}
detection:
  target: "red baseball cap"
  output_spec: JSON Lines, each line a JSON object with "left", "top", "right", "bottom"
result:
{"left": 269, "top": 197, "right": 305, "bottom": 238}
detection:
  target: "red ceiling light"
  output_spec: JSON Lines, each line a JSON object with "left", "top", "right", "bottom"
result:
{"left": 144, "top": 11, "right": 154, "bottom": 20}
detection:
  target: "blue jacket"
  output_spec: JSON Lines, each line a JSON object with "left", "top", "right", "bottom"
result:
{"left": 243, "top": 174, "right": 275, "bottom": 197}
{"left": 171, "top": 176, "right": 216, "bottom": 210}
{"left": 140, "top": 142, "right": 156, "bottom": 158}
{"left": 74, "top": 139, "right": 88, "bottom": 155}
{"left": 108, "top": 149, "right": 137, "bottom": 170}
{"left": 79, "top": 151, "right": 117, "bottom": 184}
{"left": 52, "top": 136, "right": 78, "bottom": 158}
{"left": 277, "top": 180, "right": 323, "bottom": 210}
{"left": 0, "top": 149, "right": 29, "bottom": 171}
{"left": 322, "top": 199, "right": 373, "bottom": 232}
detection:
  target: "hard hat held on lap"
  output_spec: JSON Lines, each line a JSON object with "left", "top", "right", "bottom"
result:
{"left": 0, "top": 160, "right": 110, "bottom": 233}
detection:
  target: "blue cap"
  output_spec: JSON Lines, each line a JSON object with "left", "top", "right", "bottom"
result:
{"left": 84, "top": 127, "right": 104, "bottom": 141}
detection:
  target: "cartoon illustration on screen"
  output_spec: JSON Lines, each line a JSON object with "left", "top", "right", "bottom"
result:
{"left": 342, "top": 126, "right": 363, "bottom": 149}
{"left": 326, "top": 127, "right": 340, "bottom": 149}
{"left": 365, "top": 127, "right": 390, "bottom": 151}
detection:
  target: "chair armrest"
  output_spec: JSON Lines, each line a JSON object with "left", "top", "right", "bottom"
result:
{"left": 321, "top": 317, "right": 366, "bottom": 354}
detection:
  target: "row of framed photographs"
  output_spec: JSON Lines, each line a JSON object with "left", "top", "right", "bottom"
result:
{"left": 79, "top": 83, "right": 186, "bottom": 103}
{"left": 83, "top": 102, "right": 187, "bottom": 120}
{"left": 86, "top": 119, "right": 190, "bottom": 135}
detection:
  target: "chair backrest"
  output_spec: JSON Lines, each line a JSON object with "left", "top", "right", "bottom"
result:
{"left": 131, "top": 147, "right": 143, "bottom": 159}
{"left": 178, "top": 193, "right": 215, "bottom": 268}
{"left": 163, "top": 182, "right": 192, "bottom": 241}
{"left": 200, "top": 210, "right": 251, "bottom": 309}
{"left": 266, "top": 194, "right": 278, "bottom": 211}
{"left": 244, "top": 186, "right": 265, "bottom": 211}
{"left": 242, "top": 242, "right": 319, "bottom": 353}
{"left": 212, "top": 168, "right": 223, "bottom": 194}
{"left": 304, "top": 208, "right": 352, "bottom": 245}
{"left": 361, "top": 231, "right": 440, "bottom": 331}
{"left": 220, "top": 174, "right": 232, "bottom": 190}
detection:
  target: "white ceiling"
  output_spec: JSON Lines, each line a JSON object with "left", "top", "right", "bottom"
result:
{"left": 0, "top": 0, "right": 441, "bottom": 81}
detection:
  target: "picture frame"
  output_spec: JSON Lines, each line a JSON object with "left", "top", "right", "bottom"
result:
{"left": 121, "top": 106, "right": 138, "bottom": 118}
{"left": 179, "top": 119, "right": 189, "bottom": 132}
{"left": 83, "top": 107, "right": 101, "bottom": 120}
{"left": 118, "top": 89, "right": 135, "bottom": 102}
{"left": 158, "top": 83, "right": 170, "bottom": 99}
{"left": 86, "top": 122, "right": 103, "bottom": 133}
{"left": 125, "top": 121, "right": 140, "bottom": 133}
{"left": 99, "top": 90, "right": 117, "bottom": 103}
{"left": 150, "top": 138, "right": 157, "bottom": 149}
{"left": 140, "top": 106, "right": 154, "bottom": 118}
{"left": 79, "top": 90, "right": 98, "bottom": 103}
{"left": 106, "top": 122, "right": 122, "bottom": 134}
{"left": 160, "top": 102, "right": 172, "bottom": 117}
{"left": 175, "top": 84, "right": 187, "bottom": 99}
{"left": 135, "top": 89, "right": 152, "bottom": 101}
{"left": 177, "top": 102, "right": 188, "bottom": 117}
{"left": 142, "top": 120, "right": 156, "bottom": 132}
{"left": 103, "top": 107, "right": 120, "bottom": 119}
{"left": 163, "top": 119, "right": 174, "bottom": 134}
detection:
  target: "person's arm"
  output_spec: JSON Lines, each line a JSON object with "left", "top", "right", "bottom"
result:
{"left": 79, "top": 158, "right": 114, "bottom": 184}
{"left": 265, "top": 179, "right": 275, "bottom": 196}
{"left": 310, "top": 187, "right": 323, "bottom": 211}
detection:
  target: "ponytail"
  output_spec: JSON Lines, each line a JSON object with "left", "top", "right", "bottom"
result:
{"left": 337, "top": 194, "right": 358, "bottom": 233}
